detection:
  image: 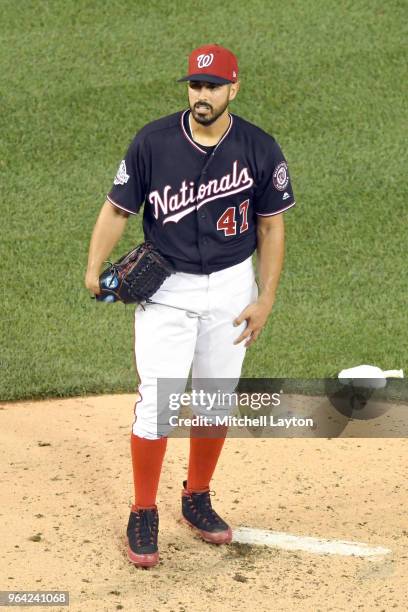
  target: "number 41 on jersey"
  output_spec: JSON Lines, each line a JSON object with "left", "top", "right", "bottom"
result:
{"left": 216, "top": 200, "right": 249, "bottom": 236}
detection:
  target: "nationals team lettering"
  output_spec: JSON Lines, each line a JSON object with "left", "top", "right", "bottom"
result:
{"left": 148, "top": 161, "right": 254, "bottom": 224}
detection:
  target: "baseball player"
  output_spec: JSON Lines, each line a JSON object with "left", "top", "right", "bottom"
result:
{"left": 85, "top": 44, "right": 295, "bottom": 568}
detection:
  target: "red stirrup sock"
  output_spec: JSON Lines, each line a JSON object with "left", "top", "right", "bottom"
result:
{"left": 187, "top": 425, "right": 228, "bottom": 492}
{"left": 130, "top": 433, "right": 168, "bottom": 509}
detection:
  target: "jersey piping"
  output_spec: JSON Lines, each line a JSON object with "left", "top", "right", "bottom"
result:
{"left": 256, "top": 201, "right": 296, "bottom": 216}
{"left": 180, "top": 110, "right": 234, "bottom": 155}
{"left": 107, "top": 195, "right": 137, "bottom": 215}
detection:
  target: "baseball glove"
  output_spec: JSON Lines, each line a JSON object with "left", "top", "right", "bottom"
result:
{"left": 96, "top": 241, "right": 174, "bottom": 304}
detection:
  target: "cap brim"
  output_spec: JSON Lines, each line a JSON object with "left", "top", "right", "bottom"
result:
{"left": 177, "top": 73, "right": 233, "bottom": 84}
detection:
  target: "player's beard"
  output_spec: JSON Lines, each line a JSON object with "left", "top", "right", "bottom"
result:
{"left": 190, "top": 98, "right": 230, "bottom": 126}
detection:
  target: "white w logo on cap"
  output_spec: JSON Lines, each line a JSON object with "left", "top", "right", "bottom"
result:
{"left": 197, "top": 53, "right": 214, "bottom": 68}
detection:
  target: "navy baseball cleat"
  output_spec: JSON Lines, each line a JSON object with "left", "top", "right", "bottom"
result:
{"left": 127, "top": 505, "right": 159, "bottom": 567}
{"left": 181, "top": 480, "right": 232, "bottom": 544}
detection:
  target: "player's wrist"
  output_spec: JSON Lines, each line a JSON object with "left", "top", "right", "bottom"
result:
{"left": 84, "top": 269, "right": 101, "bottom": 293}
{"left": 257, "top": 292, "right": 275, "bottom": 311}
{"left": 85, "top": 269, "right": 99, "bottom": 282}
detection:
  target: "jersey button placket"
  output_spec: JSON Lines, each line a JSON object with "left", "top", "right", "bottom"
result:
{"left": 196, "top": 184, "right": 210, "bottom": 272}
{"left": 196, "top": 149, "right": 215, "bottom": 273}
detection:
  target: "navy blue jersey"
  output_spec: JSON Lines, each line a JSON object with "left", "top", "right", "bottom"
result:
{"left": 107, "top": 110, "right": 295, "bottom": 274}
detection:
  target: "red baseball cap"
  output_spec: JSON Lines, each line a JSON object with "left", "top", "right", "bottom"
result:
{"left": 178, "top": 44, "right": 238, "bottom": 85}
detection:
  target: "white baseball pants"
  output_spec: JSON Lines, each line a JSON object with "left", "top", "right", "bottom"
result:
{"left": 132, "top": 256, "right": 258, "bottom": 439}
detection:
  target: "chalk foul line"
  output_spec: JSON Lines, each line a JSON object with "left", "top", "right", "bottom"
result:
{"left": 232, "top": 527, "right": 391, "bottom": 558}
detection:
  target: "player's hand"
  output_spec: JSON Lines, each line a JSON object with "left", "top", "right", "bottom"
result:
{"left": 85, "top": 271, "right": 101, "bottom": 296}
{"left": 233, "top": 299, "right": 273, "bottom": 347}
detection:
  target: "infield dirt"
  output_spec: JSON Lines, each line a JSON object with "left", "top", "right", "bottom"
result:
{"left": 1, "top": 395, "right": 407, "bottom": 611}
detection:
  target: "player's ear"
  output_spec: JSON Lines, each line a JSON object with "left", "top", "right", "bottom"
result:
{"left": 228, "top": 80, "right": 240, "bottom": 102}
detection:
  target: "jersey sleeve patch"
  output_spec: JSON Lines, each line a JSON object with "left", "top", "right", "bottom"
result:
{"left": 254, "top": 141, "right": 295, "bottom": 216}
{"left": 107, "top": 134, "right": 148, "bottom": 215}
{"left": 272, "top": 162, "right": 289, "bottom": 191}
{"left": 113, "top": 160, "right": 130, "bottom": 185}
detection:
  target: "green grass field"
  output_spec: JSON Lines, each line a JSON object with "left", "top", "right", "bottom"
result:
{"left": 1, "top": 0, "right": 406, "bottom": 400}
